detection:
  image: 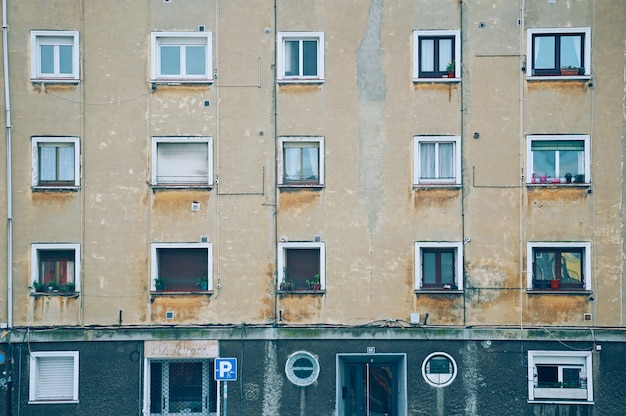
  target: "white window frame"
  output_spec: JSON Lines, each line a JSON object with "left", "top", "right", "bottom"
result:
{"left": 30, "top": 30, "right": 80, "bottom": 82}
{"left": 31, "top": 137, "right": 80, "bottom": 189}
{"left": 527, "top": 350, "right": 593, "bottom": 404}
{"left": 414, "top": 242, "right": 463, "bottom": 291}
{"left": 151, "top": 137, "right": 214, "bottom": 187}
{"left": 150, "top": 32, "right": 213, "bottom": 83}
{"left": 526, "top": 27, "right": 591, "bottom": 79}
{"left": 526, "top": 135, "right": 590, "bottom": 185}
{"left": 413, "top": 136, "right": 461, "bottom": 186}
{"left": 526, "top": 242, "right": 591, "bottom": 291}
{"left": 413, "top": 30, "right": 461, "bottom": 81}
{"left": 29, "top": 351, "right": 79, "bottom": 404}
{"left": 151, "top": 243, "right": 213, "bottom": 292}
{"left": 278, "top": 242, "right": 326, "bottom": 290}
{"left": 31, "top": 243, "right": 81, "bottom": 293}
{"left": 278, "top": 137, "right": 324, "bottom": 187}
{"left": 277, "top": 32, "right": 325, "bottom": 83}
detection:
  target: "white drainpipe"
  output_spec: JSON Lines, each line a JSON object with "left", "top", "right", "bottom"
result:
{"left": 3, "top": 0, "right": 13, "bottom": 329}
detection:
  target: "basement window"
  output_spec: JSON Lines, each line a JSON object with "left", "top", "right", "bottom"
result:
{"left": 151, "top": 243, "right": 212, "bottom": 292}
{"left": 32, "top": 137, "right": 80, "bottom": 189}
{"left": 278, "top": 242, "right": 325, "bottom": 291}
{"left": 29, "top": 351, "right": 79, "bottom": 403}
{"left": 528, "top": 351, "right": 593, "bottom": 403}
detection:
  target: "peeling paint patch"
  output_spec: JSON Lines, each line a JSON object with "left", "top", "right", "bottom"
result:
{"left": 278, "top": 294, "right": 323, "bottom": 322}
{"left": 150, "top": 295, "right": 212, "bottom": 323}
{"left": 261, "top": 341, "right": 282, "bottom": 416}
{"left": 31, "top": 191, "right": 76, "bottom": 205}
{"left": 413, "top": 188, "right": 461, "bottom": 209}
{"left": 527, "top": 80, "right": 589, "bottom": 93}
{"left": 278, "top": 188, "right": 320, "bottom": 210}
{"left": 152, "top": 190, "right": 211, "bottom": 211}
{"left": 277, "top": 84, "right": 322, "bottom": 94}
{"left": 33, "top": 83, "right": 77, "bottom": 94}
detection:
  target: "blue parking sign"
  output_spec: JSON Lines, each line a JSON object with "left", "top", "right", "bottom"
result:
{"left": 214, "top": 358, "right": 237, "bottom": 381}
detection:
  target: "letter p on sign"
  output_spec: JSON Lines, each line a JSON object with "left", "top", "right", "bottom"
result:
{"left": 214, "top": 358, "right": 237, "bottom": 381}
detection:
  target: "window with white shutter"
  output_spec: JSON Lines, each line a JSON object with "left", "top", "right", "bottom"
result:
{"left": 29, "top": 351, "right": 79, "bottom": 403}
{"left": 152, "top": 137, "right": 213, "bottom": 187}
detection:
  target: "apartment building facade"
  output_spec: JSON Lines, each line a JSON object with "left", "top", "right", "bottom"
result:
{"left": 0, "top": 0, "right": 624, "bottom": 415}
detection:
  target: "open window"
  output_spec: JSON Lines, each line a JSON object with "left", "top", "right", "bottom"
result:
{"left": 277, "top": 32, "right": 325, "bottom": 83}
{"left": 30, "top": 30, "right": 80, "bottom": 82}
{"left": 151, "top": 137, "right": 213, "bottom": 187}
{"left": 278, "top": 137, "right": 324, "bottom": 187}
{"left": 527, "top": 242, "right": 591, "bottom": 291}
{"left": 29, "top": 351, "right": 79, "bottom": 403}
{"left": 278, "top": 242, "right": 325, "bottom": 291}
{"left": 527, "top": 28, "right": 591, "bottom": 78}
{"left": 413, "top": 136, "right": 461, "bottom": 186}
{"left": 528, "top": 351, "right": 593, "bottom": 403}
{"left": 31, "top": 244, "right": 80, "bottom": 293}
{"left": 527, "top": 135, "right": 590, "bottom": 185}
{"left": 413, "top": 30, "right": 460, "bottom": 81}
{"left": 151, "top": 32, "right": 213, "bottom": 83}
{"left": 32, "top": 137, "right": 80, "bottom": 189}
{"left": 151, "top": 243, "right": 212, "bottom": 292}
{"left": 415, "top": 242, "right": 463, "bottom": 291}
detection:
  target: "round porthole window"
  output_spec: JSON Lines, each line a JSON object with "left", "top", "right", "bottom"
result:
{"left": 285, "top": 351, "right": 320, "bottom": 386}
{"left": 421, "top": 352, "right": 457, "bottom": 387}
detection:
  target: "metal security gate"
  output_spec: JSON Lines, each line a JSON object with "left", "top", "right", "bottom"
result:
{"left": 149, "top": 360, "right": 216, "bottom": 416}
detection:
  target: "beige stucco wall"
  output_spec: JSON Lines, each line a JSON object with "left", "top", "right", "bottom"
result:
{"left": 0, "top": 0, "right": 623, "bottom": 330}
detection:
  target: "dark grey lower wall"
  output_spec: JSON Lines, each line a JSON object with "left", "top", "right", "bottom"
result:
{"left": 3, "top": 335, "right": 625, "bottom": 416}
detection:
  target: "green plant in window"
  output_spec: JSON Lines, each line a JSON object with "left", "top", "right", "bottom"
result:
{"left": 30, "top": 280, "right": 44, "bottom": 293}
{"left": 305, "top": 274, "right": 321, "bottom": 290}
{"left": 446, "top": 60, "right": 455, "bottom": 72}
{"left": 195, "top": 277, "right": 208, "bottom": 290}
{"left": 154, "top": 277, "right": 167, "bottom": 291}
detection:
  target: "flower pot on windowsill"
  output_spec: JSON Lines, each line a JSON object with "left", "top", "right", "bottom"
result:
{"left": 549, "top": 279, "right": 561, "bottom": 289}
{"left": 447, "top": 71, "right": 455, "bottom": 78}
{"left": 560, "top": 68, "right": 580, "bottom": 76}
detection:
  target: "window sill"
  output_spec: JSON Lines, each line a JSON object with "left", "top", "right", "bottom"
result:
{"left": 29, "top": 400, "right": 79, "bottom": 405}
{"left": 150, "top": 291, "right": 213, "bottom": 296}
{"left": 31, "top": 79, "right": 80, "bottom": 85}
{"left": 279, "top": 184, "right": 324, "bottom": 189}
{"left": 413, "top": 77, "right": 461, "bottom": 83}
{"left": 151, "top": 185, "right": 214, "bottom": 191}
{"left": 527, "top": 183, "right": 590, "bottom": 188}
{"left": 277, "top": 289, "right": 325, "bottom": 295}
{"left": 528, "top": 400, "right": 593, "bottom": 405}
{"left": 526, "top": 75, "right": 592, "bottom": 81}
{"left": 30, "top": 291, "right": 79, "bottom": 297}
{"left": 527, "top": 289, "right": 592, "bottom": 295}
{"left": 277, "top": 79, "right": 325, "bottom": 84}
{"left": 415, "top": 289, "right": 463, "bottom": 295}
{"left": 32, "top": 186, "right": 80, "bottom": 192}
{"left": 151, "top": 80, "right": 213, "bottom": 85}
{"left": 413, "top": 184, "right": 461, "bottom": 189}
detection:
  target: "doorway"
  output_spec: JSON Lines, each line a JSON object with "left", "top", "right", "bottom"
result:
{"left": 337, "top": 353, "right": 407, "bottom": 416}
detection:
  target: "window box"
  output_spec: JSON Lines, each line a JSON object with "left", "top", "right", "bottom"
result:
{"left": 527, "top": 242, "right": 591, "bottom": 291}
{"left": 528, "top": 351, "right": 593, "bottom": 403}
{"left": 277, "top": 32, "right": 325, "bottom": 83}
{"left": 30, "top": 31, "right": 80, "bottom": 83}
{"left": 151, "top": 243, "right": 213, "bottom": 293}
{"left": 32, "top": 137, "right": 80, "bottom": 189}
{"left": 527, "top": 28, "right": 591, "bottom": 79}
{"left": 278, "top": 137, "right": 324, "bottom": 187}
{"left": 527, "top": 135, "right": 590, "bottom": 185}
{"left": 415, "top": 242, "right": 463, "bottom": 291}
{"left": 31, "top": 244, "right": 81, "bottom": 295}
{"left": 278, "top": 242, "right": 325, "bottom": 292}
{"left": 29, "top": 351, "right": 79, "bottom": 404}
{"left": 413, "top": 136, "right": 461, "bottom": 186}
{"left": 151, "top": 32, "right": 213, "bottom": 83}
{"left": 413, "top": 30, "right": 461, "bottom": 81}
{"left": 151, "top": 137, "right": 213, "bottom": 187}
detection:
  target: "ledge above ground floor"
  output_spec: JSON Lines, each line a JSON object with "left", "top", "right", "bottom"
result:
{"left": 3, "top": 324, "right": 625, "bottom": 344}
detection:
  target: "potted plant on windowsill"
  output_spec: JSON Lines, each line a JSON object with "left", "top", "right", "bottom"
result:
{"left": 30, "top": 280, "right": 45, "bottom": 293}
{"left": 574, "top": 174, "right": 585, "bottom": 183}
{"left": 549, "top": 279, "right": 561, "bottom": 289}
{"left": 446, "top": 60, "right": 455, "bottom": 78}
{"left": 60, "top": 282, "right": 76, "bottom": 293}
{"left": 306, "top": 274, "right": 321, "bottom": 290}
{"left": 279, "top": 280, "right": 295, "bottom": 291}
{"left": 195, "top": 277, "right": 208, "bottom": 291}
{"left": 154, "top": 277, "right": 167, "bottom": 291}
{"left": 46, "top": 280, "right": 59, "bottom": 292}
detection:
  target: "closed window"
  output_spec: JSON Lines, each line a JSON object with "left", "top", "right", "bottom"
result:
{"left": 527, "top": 242, "right": 591, "bottom": 291}
{"left": 149, "top": 360, "right": 217, "bottom": 414}
{"left": 527, "top": 135, "right": 589, "bottom": 185}
{"left": 527, "top": 28, "right": 591, "bottom": 77}
{"left": 528, "top": 351, "right": 593, "bottom": 403}
{"left": 278, "top": 242, "right": 325, "bottom": 291}
{"left": 32, "top": 137, "right": 80, "bottom": 188}
{"left": 413, "top": 30, "right": 460, "bottom": 80}
{"left": 277, "top": 32, "right": 324, "bottom": 82}
{"left": 415, "top": 242, "right": 463, "bottom": 291}
{"left": 152, "top": 137, "right": 213, "bottom": 186}
{"left": 29, "top": 351, "right": 79, "bottom": 403}
{"left": 31, "top": 244, "right": 80, "bottom": 293}
{"left": 30, "top": 31, "right": 79, "bottom": 81}
{"left": 414, "top": 136, "right": 461, "bottom": 186}
{"left": 151, "top": 243, "right": 212, "bottom": 292}
{"left": 278, "top": 137, "right": 324, "bottom": 187}
{"left": 151, "top": 32, "right": 212, "bottom": 82}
